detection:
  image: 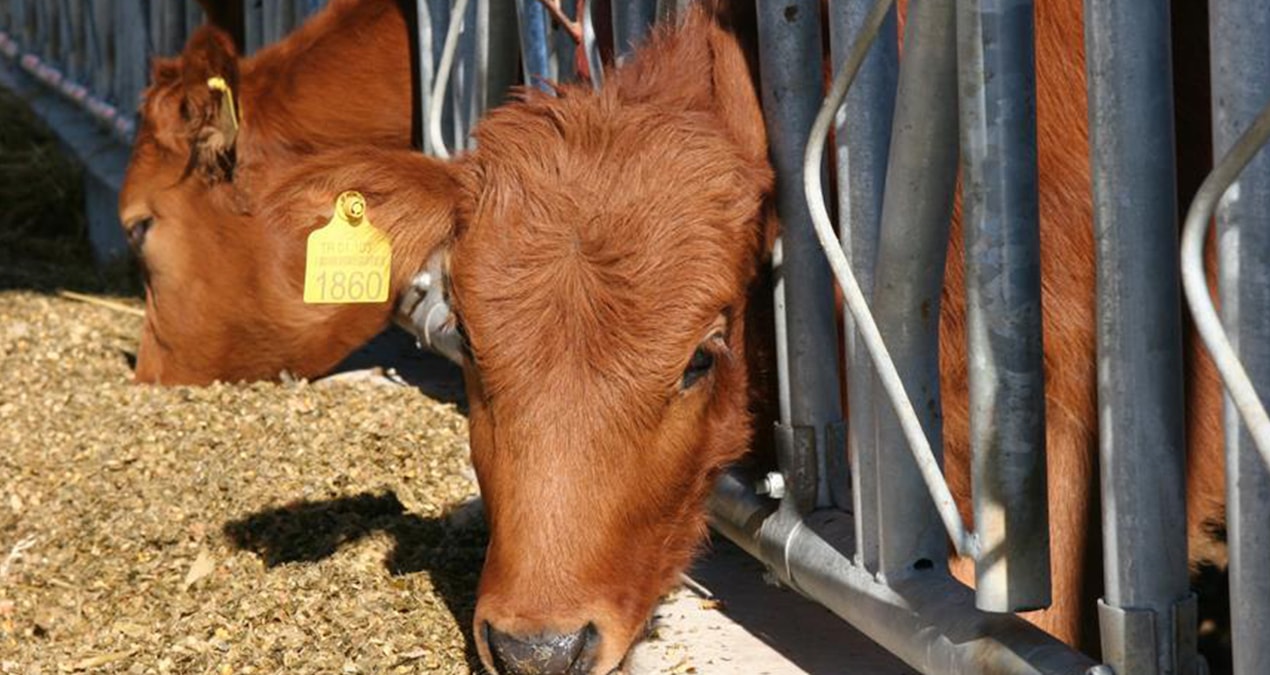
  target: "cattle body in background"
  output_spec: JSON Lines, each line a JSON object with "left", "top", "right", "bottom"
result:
{"left": 117, "top": 0, "right": 460, "bottom": 384}
{"left": 265, "top": 4, "right": 1226, "bottom": 674}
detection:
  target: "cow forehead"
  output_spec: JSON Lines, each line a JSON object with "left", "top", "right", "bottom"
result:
{"left": 450, "top": 97, "right": 762, "bottom": 401}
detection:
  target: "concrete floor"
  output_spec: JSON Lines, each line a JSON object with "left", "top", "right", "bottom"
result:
{"left": 630, "top": 537, "right": 916, "bottom": 675}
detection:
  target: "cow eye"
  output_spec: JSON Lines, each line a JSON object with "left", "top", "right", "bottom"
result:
{"left": 127, "top": 217, "right": 154, "bottom": 253}
{"left": 682, "top": 345, "right": 715, "bottom": 389}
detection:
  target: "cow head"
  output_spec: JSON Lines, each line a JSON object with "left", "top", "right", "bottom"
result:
{"left": 451, "top": 13, "right": 773, "bottom": 673}
{"left": 261, "top": 6, "right": 772, "bottom": 672}
{"left": 118, "top": 1, "right": 421, "bottom": 385}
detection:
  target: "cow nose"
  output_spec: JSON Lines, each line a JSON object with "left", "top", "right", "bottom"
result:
{"left": 486, "top": 622, "right": 599, "bottom": 675}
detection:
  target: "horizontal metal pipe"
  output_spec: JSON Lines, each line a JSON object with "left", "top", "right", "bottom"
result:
{"left": 956, "top": 0, "right": 1049, "bottom": 613}
{"left": 708, "top": 472, "right": 1100, "bottom": 675}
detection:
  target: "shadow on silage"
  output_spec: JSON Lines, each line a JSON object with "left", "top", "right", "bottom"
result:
{"left": 223, "top": 491, "right": 487, "bottom": 669}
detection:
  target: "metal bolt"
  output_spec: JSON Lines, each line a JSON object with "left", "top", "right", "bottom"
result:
{"left": 755, "top": 471, "right": 786, "bottom": 500}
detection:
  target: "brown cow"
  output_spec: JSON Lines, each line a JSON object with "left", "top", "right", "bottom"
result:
{"left": 130, "top": 2, "right": 1226, "bottom": 674}
{"left": 261, "top": 4, "right": 1226, "bottom": 674}
{"left": 117, "top": 0, "right": 446, "bottom": 384}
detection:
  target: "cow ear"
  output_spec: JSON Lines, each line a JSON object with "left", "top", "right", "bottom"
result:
{"left": 611, "top": 7, "right": 768, "bottom": 168}
{"left": 259, "top": 146, "right": 463, "bottom": 298}
{"left": 177, "top": 26, "right": 241, "bottom": 181}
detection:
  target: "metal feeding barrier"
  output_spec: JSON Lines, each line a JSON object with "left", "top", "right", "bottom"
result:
{"left": 3, "top": 0, "right": 1270, "bottom": 673}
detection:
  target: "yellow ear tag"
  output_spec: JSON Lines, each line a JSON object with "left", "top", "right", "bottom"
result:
{"left": 303, "top": 191, "right": 392, "bottom": 304}
{"left": 206, "top": 76, "right": 239, "bottom": 130}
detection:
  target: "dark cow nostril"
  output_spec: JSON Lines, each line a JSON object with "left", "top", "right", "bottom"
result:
{"left": 486, "top": 622, "right": 599, "bottom": 675}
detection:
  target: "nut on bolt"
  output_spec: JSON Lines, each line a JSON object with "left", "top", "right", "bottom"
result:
{"left": 755, "top": 471, "right": 786, "bottom": 500}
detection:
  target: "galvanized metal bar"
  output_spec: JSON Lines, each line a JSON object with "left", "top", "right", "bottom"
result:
{"left": 655, "top": 0, "right": 693, "bottom": 23}
{"left": 299, "top": 0, "right": 325, "bottom": 19}
{"left": 611, "top": 0, "right": 655, "bottom": 61}
{"left": 243, "top": 0, "right": 263, "bottom": 54}
{"left": 484, "top": 0, "right": 518, "bottom": 108}
{"left": 516, "top": 0, "right": 551, "bottom": 91}
{"left": 580, "top": 0, "right": 601, "bottom": 89}
{"left": 708, "top": 472, "right": 1101, "bottom": 675}
{"left": 808, "top": 0, "right": 977, "bottom": 561}
{"left": 161, "top": 1, "right": 186, "bottom": 54}
{"left": 428, "top": 0, "right": 468, "bottom": 159}
{"left": 956, "top": 0, "right": 1050, "bottom": 613}
{"left": 756, "top": 0, "right": 841, "bottom": 513}
{"left": 449, "top": 0, "right": 478, "bottom": 149}
{"left": 87, "top": 0, "right": 111, "bottom": 101}
{"left": 870, "top": 0, "right": 959, "bottom": 574}
{"left": 550, "top": 0, "right": 576, "bottom": 82}
{"left": 112, "top": 0, "right": 146, "bottom": 118}
{"left": 1083, "top": 0, "right": 1195, "bottom": 672}
{"left": 185, "top": 0, "right": 203, "bottom": 36}
{"left": 826, "top": 0, "right": 898, "bottom": 565}
{"left": 1208, "top": 1, "right": 1270, "bottom": 672}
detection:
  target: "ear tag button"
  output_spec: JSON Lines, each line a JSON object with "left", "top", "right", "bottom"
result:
{"left": 303, "top": 191, "right": 393, "bottom": 304}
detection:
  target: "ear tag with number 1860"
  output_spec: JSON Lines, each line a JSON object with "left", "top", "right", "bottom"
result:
{"left": 303, "top": 191, "right": 392, "bottom": 304}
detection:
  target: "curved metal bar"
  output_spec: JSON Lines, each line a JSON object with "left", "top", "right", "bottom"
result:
{"left": 428, "top": 0, "right": 471, "bottom": 160}
{"left": 802, "top": 0, "right": 977, "bottom": 559}
{"left": 1179, "top": 98, "right": 1270, "bottom": 472}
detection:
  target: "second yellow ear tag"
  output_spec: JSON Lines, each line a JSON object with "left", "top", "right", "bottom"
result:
{"left": 303, "top": 191, "right": 392, "bottom": 304}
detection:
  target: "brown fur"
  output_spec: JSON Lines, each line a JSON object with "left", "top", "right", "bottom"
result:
{"left": 446, "top": 3, "right": 1223, "bottom": 666}
{"left": 126, "top": 0, "right": 1226, "bottom": 671}
{"left": 119, "top": 0, "right": 429, "bottom": 384}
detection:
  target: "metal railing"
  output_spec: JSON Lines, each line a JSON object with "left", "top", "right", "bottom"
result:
{"left": 3, "top": 1, "right": 1269, "bottom": 674}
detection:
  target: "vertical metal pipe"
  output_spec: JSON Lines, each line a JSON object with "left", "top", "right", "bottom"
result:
{"left": 484, "top": 0, "right": 518, "bottom": 107}
{"left": 1084, "top": 1, "right": 1196, "bottom": 673}
{"left": 956, "top": 0, "right": 1050, "bottom": 613}
{"left": 515, "top": 0, "right": 551, "bottom": 91}
{"left": 756, "top": 0, "right": 841, "bottom": 514}
{"left": 869, "top": 0, "right": 959, "bottom": 575}
{"left": 113, "top": 0, "right": 147, "bottom": 113}
{"left": 148, "top": 1, "right": 162, "bottom": 57}
{"left": 185, "top": 0, "right": 203, "bottom": 36}
{"left": 89, "top": 0, "right": 111, "bottom": 102}
{"left": 655, "top": 0, "right": 692, "bottom": 23}
{"left": 164, "top": 1, "right": 185, "bottom": 54}
{"left": 580, "top": 0, "right": 602, "bottom": 90}
{"left": 244, "top": 0, "right": 263, "bottom": 54}
{"left": 416, "top": 0, "right": 437, "bottom": 155}
{"left": 611, "top": 0, "right": 654, "bottom": 62}
{"left": 826, "top": 0, "right": 898, "bottom": 561}
{"left": 300, "top": 0, "right": 325, "bottom": 19}
{"left": 550, "top": 0, "right": 576, "bottom": 82}
{"left": 455, "top": 0, "right": 479, "bottom": 149}
{"left": 1210, "top": 1, "right": 1270, "bottom": 673}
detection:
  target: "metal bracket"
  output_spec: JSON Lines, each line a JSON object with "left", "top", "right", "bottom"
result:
{"left": 395, "top": 250, "right": 464, "bottom": 364}
{"left": 1098, "top": 593, "right": 1204, "bottom": 675}
{"left": 773, "top": 423, "right": 818, "bottom": 514}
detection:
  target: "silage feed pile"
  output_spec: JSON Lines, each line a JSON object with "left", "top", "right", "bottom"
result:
{"left": 0, "top": 86, "right": 492, "bottom": 674}
{"left": 0, "top": 288, "right": 486, "bottom": 674}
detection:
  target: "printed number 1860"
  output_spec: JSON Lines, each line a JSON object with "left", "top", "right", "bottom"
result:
{"left": 312, "top": 270, "right": 385, "bottom": 302}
